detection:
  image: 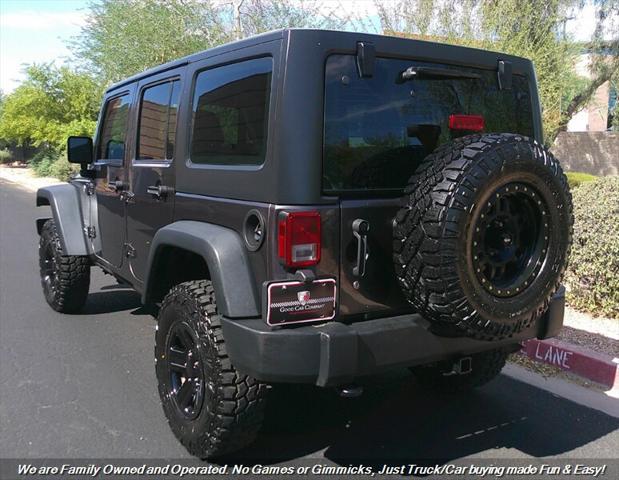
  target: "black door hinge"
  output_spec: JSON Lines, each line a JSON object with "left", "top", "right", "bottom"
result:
{"left": 125, "top": 244, "right": 136, "bottom": 258}
{"left": 85, "top": 226, "right": 96, "bottom": 239}
{"left": 83, "top": 182, "right": 95, "bottom": 196}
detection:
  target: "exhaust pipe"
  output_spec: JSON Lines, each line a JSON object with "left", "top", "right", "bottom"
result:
{"left": 336, "top": 384, "right": 364, "bottom": 398}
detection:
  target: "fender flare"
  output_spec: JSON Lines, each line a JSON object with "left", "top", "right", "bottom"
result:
{"left": 143, "top": 221, "right": 259, "bottom": 318}
{"left": 36, "top": 184, "right": 89, "bottom": 256}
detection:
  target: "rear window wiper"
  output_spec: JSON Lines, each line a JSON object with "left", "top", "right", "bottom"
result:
{"left": 399, "top": 66, "right": 481, "bottom": 82}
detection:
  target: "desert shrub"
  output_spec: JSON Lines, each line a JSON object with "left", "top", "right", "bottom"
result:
{"left": 29, "top": 146, "right": 56, "bottom": 167}
{"left": 31, "top": 154, "right": 56, "bottom": 177}
{"left": 565, "top": 171, "right": 597, "bottom": 189}
{"left": 31, "top": 152, "right": 77, "bottom": 181}
{"left": 0, "top": 148, "right": 12, "bottom": 164}
{"left": 566, "top": 176, "right": 619, "bottom": 317}
{"left": 49, "top": 156, "right": 79, "bottom": 181}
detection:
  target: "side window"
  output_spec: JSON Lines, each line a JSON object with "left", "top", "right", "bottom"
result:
{"left": 190, "top": 57, "right": 272, "bottom": 166}
{"left": 137, "top": 79, "right": 181, "bottom": 161}
{"left": 97, "top": 94, "right": 131, "bottom": 161}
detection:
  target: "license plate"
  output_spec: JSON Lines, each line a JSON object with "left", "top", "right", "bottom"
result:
{"left": 264, "top": 278, "right": 336, "bottom": 326}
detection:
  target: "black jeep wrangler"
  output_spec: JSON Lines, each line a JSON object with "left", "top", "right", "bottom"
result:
{"left": 35, "top": 29, "right": 572, "bottom": 458}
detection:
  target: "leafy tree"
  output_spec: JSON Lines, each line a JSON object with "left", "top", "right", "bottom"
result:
{"left": 237, "top": 0, "right": 353, "bottom": 37}
{"left": 71, "top": 0, "right": 354, "bottom": 85}
{"left": 373, "top": 0, "right": 618, "bottom": 143}
{"left": 70, "top": 0, "right": 231, "bottom": 85}
{"left": 558, "top": 0, "right": 619, "bottom": 133}
{"left": 0, "top": 64, "right": 102, "bottom": 149}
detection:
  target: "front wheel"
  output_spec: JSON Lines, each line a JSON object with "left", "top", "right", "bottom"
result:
{"left": 155, "top": 280, "right": 268, "bottom": 459}
{"left": 38, "top": 219, "right": 90, "bottom": 313}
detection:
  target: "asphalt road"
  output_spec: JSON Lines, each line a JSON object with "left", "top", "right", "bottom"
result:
{"left": 1, "top": 177, "right": 618, "bottom": 466}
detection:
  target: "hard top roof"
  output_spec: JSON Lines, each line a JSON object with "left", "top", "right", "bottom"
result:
{"left": 105, "top": 28, "right": 531, "bottom": 93}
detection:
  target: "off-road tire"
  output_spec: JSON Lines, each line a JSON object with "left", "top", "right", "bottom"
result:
{"left": 38, "top": 219, "right": 90, "bottom": 313}
{"left": 155, "top": 280, "right": 268, "bottom": 459}
{"left": 394, "top": 134, "right": 573, "bottom": 340}
{"left": 411, "top": 349, "right": 508, "bottom": 393}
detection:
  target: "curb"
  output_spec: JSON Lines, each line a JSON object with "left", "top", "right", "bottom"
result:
{"left": 520, "top": 338, "right": 618, "bottom": 391}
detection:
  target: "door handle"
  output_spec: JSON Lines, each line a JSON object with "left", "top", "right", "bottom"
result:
{"left": 352, "top": 219, "right": 370, "bottom": 277}
{"left": 147, "top": 185, "right": 175, "bottom": 199}
{"left": 109, "top": 180, "right": 127, "bottom": 193}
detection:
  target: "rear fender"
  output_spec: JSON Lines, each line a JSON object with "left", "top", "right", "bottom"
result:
{"left": 143, "top": 221, "right": 260, "bottom": 318}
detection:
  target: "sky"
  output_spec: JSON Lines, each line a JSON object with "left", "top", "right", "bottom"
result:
{"left": 0, "top": 0, "right": 607, "bottom": 94}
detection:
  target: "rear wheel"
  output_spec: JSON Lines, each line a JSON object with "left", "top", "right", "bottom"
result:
{"left": 38, "top": 219, "right": 90, "bottom": 313}
{"left": 155, "top": 280, "right": 268, "bottom": 459}
{"left": 394, "top": 134, "right": 573, "bottom": 340}
{"left": 411, "top": 349, "right": 508, "bottom": 393}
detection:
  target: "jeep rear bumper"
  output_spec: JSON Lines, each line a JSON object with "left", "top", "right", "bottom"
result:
{"left": 221, "top": 286, "right": 565, "bottom": 387}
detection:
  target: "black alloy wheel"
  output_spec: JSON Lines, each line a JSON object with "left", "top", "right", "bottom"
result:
{"left": 40, "top": 242, "right": 59, "bottom": 300}
{"left": 471, "top": 182, "right": 550, "bottom": 298}
{"left": 38, "top": 219, "right": 90, "bottom": 313}
{"left": 155, "top": 280, "right": 268, "bottom": 458}
{"left": 394, "top": 133, "right": 573, "bottom": 340}
{"left": 165, "top": 322, "right": 206, "bottom": 420}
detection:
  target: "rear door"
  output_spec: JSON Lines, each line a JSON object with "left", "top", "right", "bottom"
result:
{"left": 323, "top": 54, "right": 535, "bottom": 317}
{"left": 126, "top": 72, "right": 183, "bottom": 283}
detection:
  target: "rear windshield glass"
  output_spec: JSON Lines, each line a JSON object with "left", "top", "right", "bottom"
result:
{"left": 323, "top": 55, "right": 534, "bottom": 194}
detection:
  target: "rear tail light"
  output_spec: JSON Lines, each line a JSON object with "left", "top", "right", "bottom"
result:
{"left": 449, "top": 114, "right": 485, "bottom": 132}
{"left": 278, "top": 211, "right": 321, "bottom": 267}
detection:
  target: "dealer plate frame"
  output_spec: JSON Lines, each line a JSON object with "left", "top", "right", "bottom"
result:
{"left": 262, "top": 277, "right": 337, "bottom": 327}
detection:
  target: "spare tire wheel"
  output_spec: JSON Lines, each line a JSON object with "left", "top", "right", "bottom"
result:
{"left": 393, "top": 133, "right": 573, "bottom": 340}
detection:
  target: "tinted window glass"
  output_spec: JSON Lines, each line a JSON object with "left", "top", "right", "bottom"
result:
{"left": 167, "top": 81, "right": 181, "bottom": 159}
{"left": 138, "top": 83, "right": 169, "bottom": 160}
{"left": 323, "top": 55, "right": 534, "bottom": 193}
{"left": 137, "top": 80, "right": 181, "bottom": 161}
{"left": 97, "top": 94, "right": 130, "bottom": 160}
{"left": 190, "top": 57, "right": 272, "bottom": 166}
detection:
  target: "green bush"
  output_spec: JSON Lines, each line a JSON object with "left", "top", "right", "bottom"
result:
{"left": 566, "top": 176, "right": 619, "bottom": 317}
{"left": 31, "top": 152, "right": 78, "bottom": 181}
{"left": 31, "top": 153, "right": 56, "bottom": 177}
{"left": 0, "top": 148, "right": 12, "bottom": 164}
{"left": 49, "top": 156, "right": 79, "bottom": 182}
{"left": 565, "top": 171, "right": 597, "bottom": 189}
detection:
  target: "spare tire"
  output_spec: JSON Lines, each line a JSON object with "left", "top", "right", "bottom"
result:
{"left": 393, "top": 133, "right": 573, "bottom": 340}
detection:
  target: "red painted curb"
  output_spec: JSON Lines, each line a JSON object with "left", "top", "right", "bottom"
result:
{"left": 520, "top": 338, "right": 618, "bottom": 389}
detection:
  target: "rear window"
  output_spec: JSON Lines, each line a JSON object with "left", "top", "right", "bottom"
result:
{"left": 190, "top": 57, "right": 272, "bottom": 167}
{"left": 137, "top": 80, "right": 181, "bottom": 161}
{"left": 323, "top": 55, "right": 534, "bottom": 194}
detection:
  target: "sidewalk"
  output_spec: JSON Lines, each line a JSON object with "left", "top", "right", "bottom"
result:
{"left": 0, "top": 165, "right": 62, "bottom": 192}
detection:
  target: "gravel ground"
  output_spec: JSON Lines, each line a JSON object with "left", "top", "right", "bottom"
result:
{"left": 557, "top": 326, "right": 619, "bottom": 357}
{"left": 564, "top": 305, "right": 618, "bottom": 340}
{"left": 508, "top": 353, "right": 609, "bottom": 392}
{"left": 0, "top": 165, "right": 61, "bottom": 192}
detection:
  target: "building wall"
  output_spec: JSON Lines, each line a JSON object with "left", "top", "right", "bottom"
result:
{"left": 552, "top": 131, "right": 618, "bottom": 175}
{"left": 566, "top": 53, "right": 611, "bottom": 132}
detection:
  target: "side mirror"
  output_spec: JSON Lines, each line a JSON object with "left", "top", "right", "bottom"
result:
{"left": 67, "top": 136, "right": 93, "bottom": 165}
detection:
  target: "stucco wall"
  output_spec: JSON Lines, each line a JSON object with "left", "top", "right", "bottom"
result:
{"left": 552, "top": 131, "right": 619, "bottom": 175}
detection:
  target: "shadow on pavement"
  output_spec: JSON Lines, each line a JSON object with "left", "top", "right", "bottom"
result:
{"left": 81, "top": 288, "right": 144, "bottom": 315}
{"left": 227, "top": 371, "right": 619, "bottom": 466}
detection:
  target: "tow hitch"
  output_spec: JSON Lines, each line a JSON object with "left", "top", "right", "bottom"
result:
{"left": 442, "top": 356, "right": 473, "bottom": 376}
